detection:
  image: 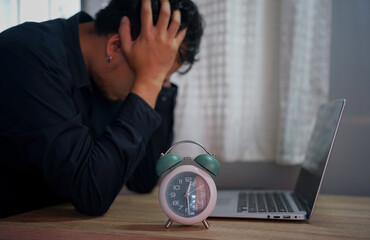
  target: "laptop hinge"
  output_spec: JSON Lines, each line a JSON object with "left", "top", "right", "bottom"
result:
{"left": 292, "top": 193, "right": 312, "bottom": 217}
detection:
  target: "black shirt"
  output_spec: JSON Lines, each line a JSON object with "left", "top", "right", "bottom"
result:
{"left": 0, "top": 12, "right": 177, "bottom": 217}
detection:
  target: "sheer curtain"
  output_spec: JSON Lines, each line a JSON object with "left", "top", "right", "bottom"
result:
{"left": 0, "top": 0, "right": 80, "bottom": 32}
{"left": 172, "top": 0, "right": 331, "bottom": 164}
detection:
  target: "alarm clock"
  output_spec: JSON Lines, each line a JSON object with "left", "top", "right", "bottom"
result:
{"left": 156, "top": 140, "right": 220, "bottom": 229}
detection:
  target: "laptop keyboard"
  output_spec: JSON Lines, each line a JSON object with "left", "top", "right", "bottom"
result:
{"left": 237, "top": 192, "right": 294, "bottom": 213}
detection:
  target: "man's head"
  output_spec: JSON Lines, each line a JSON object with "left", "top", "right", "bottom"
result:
{"left": 95, "top": 0, "right": 204, "bottom": 74}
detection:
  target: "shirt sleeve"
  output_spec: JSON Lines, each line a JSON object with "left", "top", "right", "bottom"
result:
{"left": 0, "top": 38, "right": 161, "bottom": 216}
{"left": 126, "top": 84, "right": 178, "bottom": 193}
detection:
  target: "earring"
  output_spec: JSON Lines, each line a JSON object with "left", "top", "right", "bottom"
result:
{"left": 106, "top": 55, "right": 112, "bottom": 63}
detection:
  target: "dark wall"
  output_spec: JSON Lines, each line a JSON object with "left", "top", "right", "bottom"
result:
{"left": 320, "top": 0, "right": 370, "bottom": 196}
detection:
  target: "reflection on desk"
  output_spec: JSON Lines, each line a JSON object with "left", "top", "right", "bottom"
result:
{"left": 1, "top": 188, "right": 370, "bottom": 240}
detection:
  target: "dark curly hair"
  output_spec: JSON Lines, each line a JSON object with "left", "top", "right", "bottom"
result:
{"left": 95, "top": 0, "right": 204, "bottom": 74}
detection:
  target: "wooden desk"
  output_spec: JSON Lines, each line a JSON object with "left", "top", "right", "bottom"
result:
{"left": 1, "top": 189, "right": 370, "bottom": 240}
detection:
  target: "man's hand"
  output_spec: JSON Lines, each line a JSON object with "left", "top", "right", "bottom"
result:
{"left": 119, "top": 0, "right": 186, "bottom": 108}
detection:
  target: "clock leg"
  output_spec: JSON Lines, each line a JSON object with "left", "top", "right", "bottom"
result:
{"left": 202, "top": 219, "right": 210, "bottom": 229}
{"left": 165, "top": 219, "right": 173, "bottom": 229}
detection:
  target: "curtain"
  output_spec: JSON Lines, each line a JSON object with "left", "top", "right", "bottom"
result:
{"left": 0, "top": 0, "right": 80, "bottom": 32}
{"left": 171, "top": 0, "right": 331, "bottom": 164}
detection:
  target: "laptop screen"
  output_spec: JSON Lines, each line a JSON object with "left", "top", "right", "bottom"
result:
{"left": 293, "top": 99, "right": 346, "bottom": 218}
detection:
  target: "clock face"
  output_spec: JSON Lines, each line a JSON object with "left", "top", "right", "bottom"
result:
{"left": 165, "top": 171, "right": 210, "bottom": 218}
{"left": 158, "top": 165, "right": 217, "bottom": 225}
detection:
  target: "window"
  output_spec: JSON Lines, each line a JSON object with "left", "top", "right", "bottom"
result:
{"left": 172, "top": 0, "right": 331, "bottom": 164}
{"left": 0, "top": 0, "right": 80, "bottom": 32}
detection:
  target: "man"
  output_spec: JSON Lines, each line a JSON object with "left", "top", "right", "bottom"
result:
{"left": 0, "top": 0, "right": 203, "bottom": 217}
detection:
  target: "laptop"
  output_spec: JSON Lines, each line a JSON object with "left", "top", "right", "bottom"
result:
{"left": 210, "top": 99, "right": 346, "bottom": 220}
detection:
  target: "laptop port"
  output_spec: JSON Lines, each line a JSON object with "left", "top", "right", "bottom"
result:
{"left": 273, "top": 216, "right": 280, "bottom": 219}
{"left": 283, "top": 215, "right": 291, "bottom": 219}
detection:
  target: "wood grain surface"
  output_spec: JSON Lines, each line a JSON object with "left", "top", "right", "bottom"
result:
{"left": 1, "top": 188, "right": 370, "bottom": 240}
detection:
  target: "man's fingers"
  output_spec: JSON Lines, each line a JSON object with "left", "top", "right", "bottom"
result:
{"left": 175, "top": 27, "right": 187, "bottom": 46}
{"left": 156, "top": 0, "right": 171, "bottom": 32}
{"left": 119, "top": 16, "right": 133, "bottom": 54}
{"left": 167, "top": 9, "right": 181, "bottom": 38}
{"left": 141, "top": 0, "right": 153, "bottom": 32}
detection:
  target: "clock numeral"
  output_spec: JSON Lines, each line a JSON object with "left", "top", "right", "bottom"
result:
{"left": 172, "top": 185, "right": 180, "bottom": 191}
{"left": 178, "top": 179, "right": 183, "bottom": 184}
{"left": 185, "top": 177, "right": 192, "bottom": 182}
{"left": 170, "top": 192, "right": 176, "bottom": 198}
{"left": 172, "top": 200, "right": 179, "bottom": 206}
{"left": 177, "top": 205, "right": 184, "bottom": 212}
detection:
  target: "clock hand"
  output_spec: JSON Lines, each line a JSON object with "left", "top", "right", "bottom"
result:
{"left": 185, "top": 181, "right": 192, "bottom": 215}
{"left": 186, "top": 195, "right": 190, "bottom": 216}
{"left": 188, "top": 185, "right": 204, "bottom": 194}
{"left": 186, "top": 181, "right": 192, "bottom": 196}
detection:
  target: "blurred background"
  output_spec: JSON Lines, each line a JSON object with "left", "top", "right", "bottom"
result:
{"left": 1, "top": 0, "right": 369, "bottom": 196}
